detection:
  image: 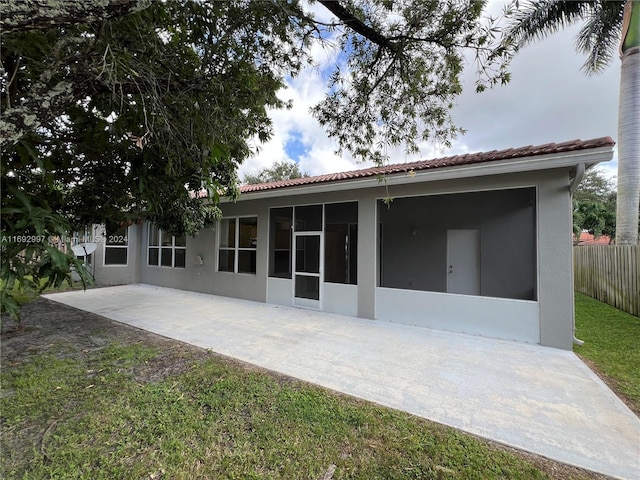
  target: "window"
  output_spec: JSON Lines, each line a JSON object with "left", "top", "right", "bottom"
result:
{"left": 324, "top": 202, "right": 358, "bottom": 284}
{"left": 147, "top": 224, "right": 186, "bottom": 268}
{"left": 104, "top": 225, "right": 129, "bottom": 266}
{"left": 218, "top": 217, "right": 257, "bottom": 273}
{"left": 295, "top": 205, "right": 322, "bottom": 231}
{"left": 269, "top": 207, "right": 293, "bottom": 278}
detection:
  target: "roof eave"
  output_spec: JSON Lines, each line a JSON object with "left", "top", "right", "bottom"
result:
{"left": 225, "top": 145, "right": 615, "bottom": 202}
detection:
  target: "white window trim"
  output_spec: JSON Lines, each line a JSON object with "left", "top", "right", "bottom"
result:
{"left": 147, "top": 224, "right": 186, "bottom": 268}
{"left": 218, "top": 216, "right": 257, "bottom": 274}
{"left": 103, "top": 226, "right": 129, "bottom": 267}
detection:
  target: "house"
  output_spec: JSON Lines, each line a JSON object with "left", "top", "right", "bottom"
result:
{"left": 576, "top": 231, "right": 612, "bottom": 245}
{"left": 88, "top": 137, "right": 615, "bottom": 350}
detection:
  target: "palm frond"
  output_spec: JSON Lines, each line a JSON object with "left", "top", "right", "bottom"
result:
{"left": 502, "top": 0, "right": 625, "bottom": 74}
{"left": 503, "top": 0, "right": 593, "bottom": 49}
{"left": 575, "top": 1, "right": 624, "bottom": 74}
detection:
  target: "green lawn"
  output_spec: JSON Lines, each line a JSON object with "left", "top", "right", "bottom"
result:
{"left": 574, "top": 293, "right": 640, "bottom": 414}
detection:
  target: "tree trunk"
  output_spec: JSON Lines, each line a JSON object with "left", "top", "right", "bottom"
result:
{"left": 616, "top": 1, "right": 640, "bottom": 245}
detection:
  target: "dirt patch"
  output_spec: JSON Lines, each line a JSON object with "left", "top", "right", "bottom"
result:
{"left": 1, "top": 298, "right": 614, "bottom": 480}
{"left": 1, "top": 298, "right": 212, "bottom": 383}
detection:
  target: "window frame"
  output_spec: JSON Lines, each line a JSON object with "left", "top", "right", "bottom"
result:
{"left": 268, "top": 202, "right": 358, "bottom": 285}
{"left": 103, "top": 225, "right": 129, "bottom": 267}
{"left": 324, "top": 201, "right": 358, "bottom": 285}
{"left": 147, "top": 224, "right": 186, "bottom": 268}
{"left": 217, "top": 216, "right": 257, "bottom": 274}
{"left": 268, "top": 207, "right": 293, "bottom": 279}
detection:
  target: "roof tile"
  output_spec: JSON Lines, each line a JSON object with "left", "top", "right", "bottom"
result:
{"left": 240, "top": 136, "right": 615, "bottom": 193}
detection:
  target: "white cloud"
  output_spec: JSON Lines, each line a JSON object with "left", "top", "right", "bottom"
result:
{"left": 243, "top": 1, "right": 620, "bottom": 181}
{"left": 241, "top": 66, "right": 347, "bottom": 178}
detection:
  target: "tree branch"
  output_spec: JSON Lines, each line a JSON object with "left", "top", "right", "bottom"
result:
{"left": 318, "top": 0, "right": 399, "bottom": 51}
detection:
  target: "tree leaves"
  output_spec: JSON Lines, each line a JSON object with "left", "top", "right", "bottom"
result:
{"left": 1, "top": 0, "right": 515, "bottom": 315}
{"left": 2, "top": 1, "right": 314, "bottom": 233}
{"left": 2, "top": 0, "right": 512, "bottom": 219}
{"left": 1, "top": 186, "right": 92, "bottom": 319}
{"left": 311, "top": 0, "right": 509, "bottom": 162}
{"left": 242, "top": 160, "right": 308, "bottom": 185}
{"left": 573, "top": 169, "right": 617, "bottom": 241}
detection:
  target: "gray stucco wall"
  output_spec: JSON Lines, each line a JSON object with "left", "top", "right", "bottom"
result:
{"left": 137, "top": 199, "right": 269, "bottom": 303}
{"left": 92, "top": 224, "right": 141, "bottom": 286}
{"left": 98, "top": 168, "right": 576, "bottom": 349}
{"left": 356, "top": 191, "right": 377, "bottom": 319}
{"left": 535, "top": 169, "right": 575, "bottom": 349}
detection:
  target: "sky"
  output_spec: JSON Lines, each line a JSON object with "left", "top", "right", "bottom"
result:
{"left": 239, "top": 1, "right": 620, "bottom": 182}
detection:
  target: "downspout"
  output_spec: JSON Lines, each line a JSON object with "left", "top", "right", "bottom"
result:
{"left": 570, "top": 163, "right": 586, "bottom": 346}
{"left": 569, "top": 162, "right": 585, "bottom": 195}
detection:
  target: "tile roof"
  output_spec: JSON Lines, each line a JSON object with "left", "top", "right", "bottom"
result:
{"left": 576, "top": 232, "right": 612, "bottom": 245}
{"left": 240, "top": 136, "right": 615, "bottom": 193}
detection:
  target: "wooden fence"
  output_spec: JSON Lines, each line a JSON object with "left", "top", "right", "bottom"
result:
{"left": 574, "top": 245, "right": 639, "bottom": 316}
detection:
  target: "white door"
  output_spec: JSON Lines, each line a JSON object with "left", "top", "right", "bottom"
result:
{"left": 446, "top": 229, "right": 480, "bottom": 295}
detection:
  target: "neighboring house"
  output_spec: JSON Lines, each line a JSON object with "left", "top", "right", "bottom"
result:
{"left": 576, "top": 232, "right": 612, "bottom": 245}
{"left": 91, "top": 137, "right": 615, "bottom": 350}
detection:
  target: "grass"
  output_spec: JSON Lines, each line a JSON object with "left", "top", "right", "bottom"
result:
{"left": 2, "top": 276, "right": 85, "bottom": 306}
{"left": 574, "top": 293, "right": 640, "bottom": 413}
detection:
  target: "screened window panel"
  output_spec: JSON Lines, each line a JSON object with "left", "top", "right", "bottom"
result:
{"left": 148, "top": 225, "right": 160, "bottom": 246}
{"left": 271, "top": 251, "right": 291, "bottom": 278}
{"left": 295, "top": 205, "right": 322, "bottom": 231}
{"left": 376, "top": 189, "right": 537, "bottom": 300}
{"left": 161, "top": 231, "right": 172, "bottom": 246}
{"left": 269, "top": 208, "right": 292, "bottom": 278}
{"left": 295, "top": 275, "right": 319, "bottom": 300}
{"left": 239, "top": 218, "right": 257, "bottom": 248}
{"left": 161, "top": 248, "right": 173, "bottom": 266}
{"left": 295, "top": 236, "right": 320, "bottom": 273}
{"left": 220, "top": 219, "right": 236, "bottom": 248}
{"left": 324, "top": 202, "right": 358, "bottom": 284}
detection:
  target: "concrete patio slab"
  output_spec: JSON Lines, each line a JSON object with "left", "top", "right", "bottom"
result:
{"left": 45, "top": 284, "right": 640, "bottom": 479}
